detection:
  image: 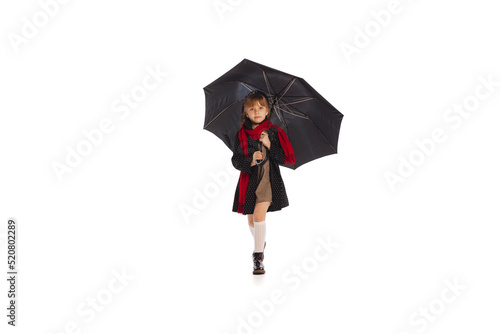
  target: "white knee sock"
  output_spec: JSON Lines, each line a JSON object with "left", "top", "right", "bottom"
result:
{"left": 249, "top": 225, "right": 255, "bottom": 239}
{"left": 254, "top": 220, "right": 266, "bottom": 252}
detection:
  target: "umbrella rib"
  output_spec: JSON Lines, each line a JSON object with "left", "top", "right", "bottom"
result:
{"left": 280, "top": 101, "right": 337, "bottom": 152}
{"left": 205, "top": 80, "right": 263, "bottom": 129}
{"left": 275, "top": 105, "right": 310, "bottom": 120}
{"left": 277, "top": 98, "right": 310, "bottom": 119}
{"left": 274, "top": 100, "right": 286, "bottom": 129}
{"left": 241, "top": 82, "right": 254, "bottom": 92}
{"left": 284, "top": 103, "right": 337, "bottom": 152}
{"left": 204, "top": 100, "right": 241, "bottom": 129}
{"left": 277, "top": 78, "right": 296, "bottom": 102}
{"left": 308, "top": 117, "right": 338, "bottom": 152}
{"left": 262, "top": 71, "right": 273, "bottom": 97}
{"left": 281, "top": 97, "right": 314, "bottom": 106}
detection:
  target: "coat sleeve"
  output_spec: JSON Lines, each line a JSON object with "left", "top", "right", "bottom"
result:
{"left": 231, "top": 132, "right": 254, "bottom": 174}
{"left": 268, "top": 129, "right": 286, "bottom": 166}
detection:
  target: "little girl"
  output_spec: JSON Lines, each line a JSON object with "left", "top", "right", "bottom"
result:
{"left": 231, "top": 90, "right": 295, "bottom": 275}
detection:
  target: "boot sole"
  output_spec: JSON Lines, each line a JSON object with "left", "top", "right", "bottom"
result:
{"left": 253, "top": 270, "right": 265, "bottom": 275}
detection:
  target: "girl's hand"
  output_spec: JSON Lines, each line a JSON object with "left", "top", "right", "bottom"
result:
{"left": 259, "top": 131, "right": 271, "bottom": 149}
{"left": 251, "top": 151, "right": 263, "bottom": 166}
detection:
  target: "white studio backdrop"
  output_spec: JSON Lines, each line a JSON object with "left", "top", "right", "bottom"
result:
{"left": 1, "top": 0, "right": 499, "bottom": 333}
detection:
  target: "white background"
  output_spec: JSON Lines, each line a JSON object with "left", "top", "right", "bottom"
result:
{"left": 1, "top": 0, "right": 499, "bottom": 333}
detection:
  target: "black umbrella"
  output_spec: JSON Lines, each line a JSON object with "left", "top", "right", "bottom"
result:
{"left": 203, "top": 58, "right": 343, "bottom": 170}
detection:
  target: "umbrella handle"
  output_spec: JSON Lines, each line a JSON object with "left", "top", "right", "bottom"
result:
{"left": 255, "top": 142, "right": 268, "bottom": 165}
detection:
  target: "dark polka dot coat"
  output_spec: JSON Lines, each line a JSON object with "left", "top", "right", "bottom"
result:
{"left": 231, "top": 118, "right": 290, "bottom": 215}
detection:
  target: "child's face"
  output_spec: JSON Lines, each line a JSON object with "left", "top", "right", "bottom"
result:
{"left": 245, "top": 101, "right": 269, "bottom": 125}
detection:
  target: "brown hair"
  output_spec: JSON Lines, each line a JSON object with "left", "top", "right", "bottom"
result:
{"left": 240, "top": 91, "right": 271, "bottom": 127}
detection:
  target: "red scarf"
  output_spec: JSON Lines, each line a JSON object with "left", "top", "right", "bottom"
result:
{"left": 237, "top": 119, "right": 295, "bottom": 213}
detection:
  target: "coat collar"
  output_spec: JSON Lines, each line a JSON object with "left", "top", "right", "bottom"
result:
{"left": 243, "top": 117, "right": 253, "bottom": 129}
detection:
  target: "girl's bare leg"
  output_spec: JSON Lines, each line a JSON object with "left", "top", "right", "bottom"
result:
{"left": 247, "top": 201, "right": 271, "bottom": 226}
{"left": 247, "top": 214, "right": 254, "bottom": 227}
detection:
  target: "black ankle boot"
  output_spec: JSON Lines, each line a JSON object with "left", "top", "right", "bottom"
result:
{"left": 252, "top": 252, "right": 265, "bottom": 275}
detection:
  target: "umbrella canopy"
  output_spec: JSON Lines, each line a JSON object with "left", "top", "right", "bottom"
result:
{"left": 203, "top": 58, "right": 343, "bottom": 170}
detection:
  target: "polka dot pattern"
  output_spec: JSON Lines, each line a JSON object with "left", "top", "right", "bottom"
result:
{"left": 231, "top": 118, "right": 290, "bottom": 215}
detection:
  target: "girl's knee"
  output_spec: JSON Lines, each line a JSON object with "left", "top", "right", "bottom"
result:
{"left": 254, "top": 214, "right": 266, "bottom": 222}
{"left": 254, "top": 202, "right": 271, "bottom": 222}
